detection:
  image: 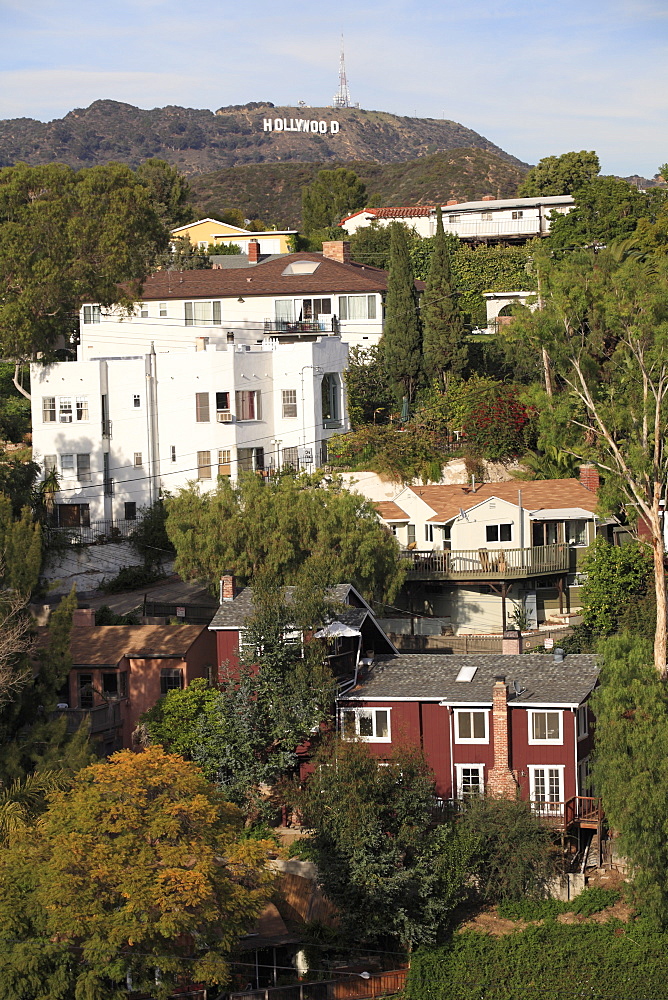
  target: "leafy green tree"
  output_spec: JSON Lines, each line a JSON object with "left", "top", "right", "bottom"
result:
{"left": 462, "top": 383, "right": 535, "bottom": 460}
{"left": 135, "top": 158, "right": 193, "bottom": 227}
{"left": 164, "top": 234, "right": 212, "bottom": 270}
{"left": 165, "top": 471, "right": 404, "bottom": 603}
{"left": 348, "top": 219, "right": 396, "bottom": 268}
{"left": 518, "top": 150, "right": 600, "bottom": 196}
{"left": 0, "top": 495, "right": 41, "bottom": 595}
{"left": 0, "top": 161, "right": 169, "bottom": 357}
{"left": 591, "top": 634, "right": 668, "bottom": 924}
{"left": 301, "top": 168, "right": 366, "bottom": 234}
{"left": 382, "top": 223, "right": 423, "bottom": 403}
{"left": 129, "top": 498, "right": 175, "bottom": 569}
{"left": 547, "top": 176, "right": 658, "bottom": 247}
{"left": 0, "top": 747, "right": 275, "bottom": 999}
{"left": 422, "top": 209, "right": 467, "bottom": 387}
{"left": 296, "top": 738, "right": 476, "bottom": 950}
{"left": 344, "top": 345, "right": 395, "bottom": 427}
{"left": 578, "top": 537, "right": 654, "bottom": 637}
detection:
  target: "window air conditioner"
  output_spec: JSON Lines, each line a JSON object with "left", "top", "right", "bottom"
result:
{"left": 217, "top": 411, "right": 233, "bottom": 423}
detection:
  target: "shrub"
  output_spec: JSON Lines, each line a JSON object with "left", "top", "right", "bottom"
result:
{"left": 101, "top": 564, "right": 165, "bottom": 593}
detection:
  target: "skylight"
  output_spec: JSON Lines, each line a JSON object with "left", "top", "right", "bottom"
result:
{"left": 455, "top": 665, "right": 478, "bottom": 682}
{"left": 282, "top": 260, "right": 321, "bottom": 275}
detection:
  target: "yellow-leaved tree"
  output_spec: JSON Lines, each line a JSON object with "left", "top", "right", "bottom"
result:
{"left": 0, "top": 747, "right": 275, "bottom": 1000}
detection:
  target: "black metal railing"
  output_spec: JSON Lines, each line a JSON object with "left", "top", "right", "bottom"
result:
{"left": 263, "top": 319, "right": 339, "bottom": 334}
{"left": 46, "top": 517, "right": 140, "bottom": 545}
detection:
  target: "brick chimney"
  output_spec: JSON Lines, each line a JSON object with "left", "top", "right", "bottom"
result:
{"left": 487, "top": 676, "right": 519, "bottom": 798}
{"left": 322, "top": 241, "right": 351, "bottom": 264}
{"left": 220, "top": 575, "right": 236, "bottom": 602}
{"left": 248, "top": 239, "right": 261, "bottom": 264}
{"left": 502, "top": 628, "right": 523, "bottom": 655}
{"left": 481, "top": 195, "right": 495, "bottom": 201}
{"left": 579, "top": 463, "right": 600, "bottom": 492}
{"left": 73, "top": 608, "right": 96, "bottom": 627}
{"left": 446, "top": 199, "right": 458, "bottom": 206}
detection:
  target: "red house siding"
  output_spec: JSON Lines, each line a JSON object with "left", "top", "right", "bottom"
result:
{"left": 215, "top": 629, "right": 241, "bottom": 678}
{"left": 421, "top": 703, "right": 450, "bottom": 798}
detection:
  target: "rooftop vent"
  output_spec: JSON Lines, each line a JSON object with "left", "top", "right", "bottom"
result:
{"left": 553, "top": 647, "right": 565, "bottom": 664}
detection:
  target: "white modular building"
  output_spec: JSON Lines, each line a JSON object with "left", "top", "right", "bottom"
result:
{"left": 31, "top": 333, "right": 349, "bottom": 528}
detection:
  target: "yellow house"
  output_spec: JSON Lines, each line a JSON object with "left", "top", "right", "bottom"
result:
{"left": 171, "top": 218, "right": 296, "bottom": 255}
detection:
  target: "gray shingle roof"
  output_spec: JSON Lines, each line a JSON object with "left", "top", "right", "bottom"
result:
{"left": 209, "top": 584, "right": 357, "bottom": 629}
{"left": 342, "top": 653, "right": 598, "bottom": 707}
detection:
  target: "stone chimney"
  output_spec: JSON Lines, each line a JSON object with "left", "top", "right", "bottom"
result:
{"left": 248, "top": 239, "right": 261, "bottom": 264}
{"left": 487, "top": 676, "right": 519, "bottom": 798}
{"left": 481, "top": 194, "right": 495, "bottom": 201}
{"left": 220, "top": 575, "right": 236, "bottom": 602}
{"left": 579, "top": 464, "right": 600, "bottom": 492}
{"left": 73, "top": 608, "right": 96, "bottom": 627}
{"left": 322, "top": 241, "right": 351, "bottom": 264}
{"left": 502, "top": 628, "right": 523, "bottom": 655}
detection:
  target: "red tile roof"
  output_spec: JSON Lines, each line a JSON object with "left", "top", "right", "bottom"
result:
{"left": 369, "top": 206, "right": 435, "bottom": 219}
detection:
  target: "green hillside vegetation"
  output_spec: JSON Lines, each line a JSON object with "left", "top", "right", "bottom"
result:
{"left": 190, "top": 148, "right": 527, "bottom": 229}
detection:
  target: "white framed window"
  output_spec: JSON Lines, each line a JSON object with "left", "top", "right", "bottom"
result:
{"left": 576, "top": 704, "right": 589, "bottom": 740}
{"left": 481, "top": 212, "right": 493, "bottom": 221}
{"left": 448, "top": 214, "right": 460, "bottom": 223}
{"left": 184, "top": 301, "right": 221, "bottom": 326}
{"left": 338, "top": 295, "right": 377, "bottom": 321}
{"left": 159, "top": 302, "right": 167, "bottom": 317}
{"left": 340, "top": 707, "right": 391, "bottom": 742}
{"left": 195, "top": 392, "right": 210, "bottom": 422}
{"left": 43, "top": 455, "right": 57, "bottom": 475}
{"left": 425, "top": 524, "right": 434, "bottom": 542}
{"left": 140, "top": 303, "right": 148, "bottom": 318}
{"left": 82, "top": 304, "right": 100, "bottom": 324}
{"left": 528, "top": 710, "right": 562, "bottom": 745}
{"left": 282, "top": 389, "right": 298, "bottom": 418}
{"left": 529, "top": 764, "right": 564, "bottom": 816}
{"left": 58, "top": 398, "right": 73, "bottom": 423}
{"left": 512, "top": 210, "right": 524, "bottom": 220}
{"left": 218, "top": 448, "right": 231, "bottom": 477}
{"left": 60, "top": 454, "right": 74, "bottom": 474}
{"left": 76, "top": 454, "right": 91, "bottom": 483}
{"left": 407, "top": 524, "right": 416, "bottom": 546}
{"left": 566, "top": 519, "right": 588, "bottom": 547}
{"left": 216, "top": 391, "right": 230, "bottom": 412}
{"left": 454, "top": 709, "right": 489, "bottom": 744}
{"left": 42, "top": 397, "right": 56, "bottom": 422}
{"left": 235, "top": 389, "right": 261, "bottom": 421}
{"left": 197, "top": 451, "right": 212, "bottom": 480}
{"left": 75, "top": 397, "right": 88, "bottom": 421}
{"left": 486, "top": 523, "right": 512, "bottom": 542}
{"left": 455, "top": 764, "right": 484, "bottom": 799}
{"left": 134, "top": 453, "right": 143, "bottom": 467}
{"left": 282, "top": 446, "right": 298, "bottom": 469}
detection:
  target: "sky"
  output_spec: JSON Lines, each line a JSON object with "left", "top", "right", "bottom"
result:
{"left": 0, "top": 0, "right": 666, "bottom": 178}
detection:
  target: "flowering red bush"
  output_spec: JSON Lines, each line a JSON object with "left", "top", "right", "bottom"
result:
{"left": 463, "top": 386, "right": 536, "bottom": 459}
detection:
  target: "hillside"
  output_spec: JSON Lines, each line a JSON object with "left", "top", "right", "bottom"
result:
{"left": 190, "top": 148, "right": 528, "bottom": 229}
{"left": 0, "top": 99, "right": 528, "bottom": 175}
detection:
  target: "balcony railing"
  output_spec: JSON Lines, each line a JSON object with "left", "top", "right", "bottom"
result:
{"left": 263, "top": 318, "right": 339, "bottom": 334}
{"left": 57, "top": 702, "right": 122, "bottom": 735}
{"left": 46, "top": 517, "right": 140, "bottom": 545}
{"left": 532, "top": 796, "right": 603, "bottom": 830}
{"left": 401, "top": 543, "right": 569, "bottom": 580}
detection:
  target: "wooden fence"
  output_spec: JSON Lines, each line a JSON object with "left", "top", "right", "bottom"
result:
{"left": 229, "top": 969, "right": 407, "bottom": 1000}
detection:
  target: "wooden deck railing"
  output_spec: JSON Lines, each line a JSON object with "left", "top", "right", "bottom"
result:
{"left": 531, "top": 796, "right": 603, "bottom": 830}
{"left": 229, "top": 969, "right": 407, "bottom": 1000}
{"left": 401, "top": 543, "right": 569, "bottom": 580}
{"left": 57, "top": 702, "right": 121, "bottom": 735}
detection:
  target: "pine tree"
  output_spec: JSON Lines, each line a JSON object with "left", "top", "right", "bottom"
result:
{"left": 422, "top": 208, "right": 467, "bottom": 388}
{"left": 382, "top": 223, "right": 423, "bottom": 403}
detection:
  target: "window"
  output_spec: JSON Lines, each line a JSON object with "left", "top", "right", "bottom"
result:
{"left": 486, "top": 523, "right": 512, "bottom": 542}
{"left": 218, "top": 448, "right": 231, "bottom": 477}
{"left": 282, "top": 446, "right": 298, "bottom": 469}
{"left": 578, "top": 757, "right": 591, "bottom": 795}
{"left": 170, "top": 445, "right": 176, "bottom": 463}
{"left": 282, "top": 389, "right": 298, "bottom": 418}
{"left": 124, "top": 502, "right": 137, "bottom": 520}
{"left": 197, "top": 450, "right": 212, "bottom": 480}
{"left": 512, "top": 210, "right": 524, "bottom": 220}
{"left": 82, "top": 304, "right": 100, "bottom": 324}
{"left": 134, "top": 452, "right": 142, "bottom": 467}
{"left": 56, "top": 503, "right": 90, "bottom": 527}
{"left": 78, "top": 673, "right": 94, "bottom": 710}
{"left": 216, "top": 391, "right": 230, "bottom": 412}
{"left": 455, "top": 710, "right": 489, "bottom": 743}
{"left": 341, "top": 707, "right": 391, "bottom": 742}
{"left": 338, "top": 295, "right": 377, "bottom": 320}
{"left": 102, "top": 672, "right": 127, "bottom": 698}
{"left": 456, "top": 764, "right": 484, "bottom": 799}
{"left": 407, "top": 524, "right": 416, "bottom": 546}
{"left": 76, "top": 397, "right": 89, "bottom": 421}
{"left": 133, "top": 394, "right": 141, "bottom": 408}
{"left": 140, "top": 303, "right": 148, "bottom": 318}
{"left": 238, "top": 447, "right": 264, "bottom": 472}
{"left": 566, "top": 519, "right": 587, "bottom": 547}
{"left": 184, "top": 301, "right": 221, "bottom": 326}
{"left": 529, "top": 710, "right": 562, "bottom": 744}
{"left": 60, "top": 454, "right": 74, "bottom": 474}
{"left": 42, "top": 397, "right": 56, "bottom": 422}
{"left": 44, "top": 455, "right": 57, "bottom": 474}
{"left": 530, "top": 765, "right": 564, "bottom": 815}
{"left": 275, "top": 299, "right": 294, "bottom": 324}
{"left": 235, "top": 389, "right": 261, "bottom": 421}
{"left": 425, "top": 524, "right": 434, "bottom": 542}
{"left": 448, "top": 214, "right": 460, "bottom": 223}
{"left": 59, "top": 398, "right": 73, "bottom": 423}
{"left": 76, "top": 454, "right": 91, "bottom": 483}
{"left": 481, "top": 212, "right": 493, "bottom": 221}
{"left": 159, "top": 302, "right": 167, "bottom": 317}
{"left": 160, "top": 667, "right": 183, "bottom": 695}
{"left": 576, "top": 704, "right": 589, "bottom": 739}
{"left": 321, "top": 373, "right": 340, "bottom": 424}
{"left": 195, "top": 392, "right": 210, "bottom": 422}
{"left": 302, "top": 298, "right": 332, "bottom": 320}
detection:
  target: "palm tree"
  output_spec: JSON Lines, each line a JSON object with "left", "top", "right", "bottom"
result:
{"left": 0, "top": 769, "right": 67, "bottom": 844}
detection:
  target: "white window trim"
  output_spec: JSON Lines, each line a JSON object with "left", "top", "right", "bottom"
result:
{"left": 455, "top": 763, "right": 485, "bottom": 799}
{"left": 340, "top": 706, "right": 391, "bottom": 743}
{"left": 576, "top": 704, "right": 589, "bottom": 740}
{"left": 528, "top": 709, "right": 563, "bottom": 746}
{"left": 454, "top": 708, "right": 489, "bottom": 745}
{"left": 529, "top": 764, "right": 565, "bottom": 816}
{"left": 485, "top": 522, "right": 513, "bottom": 543}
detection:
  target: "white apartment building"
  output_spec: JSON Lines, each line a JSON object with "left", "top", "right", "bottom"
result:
{"left": 341, "top": 195, "right": 575, "bottom": 244}
{"left": 31, "top": 332, "right": 348, "bottom": 527}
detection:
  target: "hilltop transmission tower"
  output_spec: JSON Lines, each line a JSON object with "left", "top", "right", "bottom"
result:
{"left": 332, "top": 36, "right": 358, "bottom": 108}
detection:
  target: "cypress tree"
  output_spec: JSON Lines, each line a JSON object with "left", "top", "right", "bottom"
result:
{"left": 382, "top": 223, "right": 423, "bottom": 403}
{"left": 422, "top": 207, "right": 467, "bottom": 388}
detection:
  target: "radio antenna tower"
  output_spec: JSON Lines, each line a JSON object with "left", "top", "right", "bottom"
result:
{"left": 332, "top": 35, "right": 353, "bottom": 108}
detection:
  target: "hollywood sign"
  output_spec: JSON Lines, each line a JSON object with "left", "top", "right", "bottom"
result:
{"left": 263, "top": 118, "right": 340, "bottom": 134}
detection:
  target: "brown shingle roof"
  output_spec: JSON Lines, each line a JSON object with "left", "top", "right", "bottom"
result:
{"left": 139, "top": 253, "right": 424, "bottom": 300}
{"left": 68, "top": 625, "right": 207, "bottom": 664}
{"left": 403, "top": 479, "right": 599, "bottom": 523}
{"left": 374, "top": 501, "right": 409, "bottom": 521}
